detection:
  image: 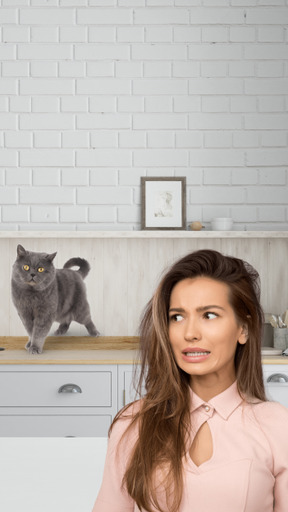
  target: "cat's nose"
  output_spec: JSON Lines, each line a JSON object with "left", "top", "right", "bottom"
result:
{"left": 30, "top": 273, "right": 36, "bottom": 277}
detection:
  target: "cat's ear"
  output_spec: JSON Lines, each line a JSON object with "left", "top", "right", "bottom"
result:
{"left": 17, "top": 244, "right": 26, "bottom": 258}
{"left": 46, "top": 252, "right": 57, "bottom": 263}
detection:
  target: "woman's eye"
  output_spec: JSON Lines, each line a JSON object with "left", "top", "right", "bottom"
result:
{"left": 38, "top": 267, "right": 45, "bottom": 273}
{"left": 23, "top": 265, "right": 29, "bottom": 271}
{"left": 205, "top": 312, "right": 217, "bottom": 320}
{"left": 170, "top": 314, "right": 183, "bottom": 322}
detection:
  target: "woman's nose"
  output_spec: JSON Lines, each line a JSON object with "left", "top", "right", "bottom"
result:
{"left": 184, "top": 318, "right": 201, "bottom": 341}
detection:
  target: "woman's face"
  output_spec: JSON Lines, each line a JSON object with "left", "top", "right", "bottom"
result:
{"left": 168, "top": 277, "right": 247, "bottom": 392}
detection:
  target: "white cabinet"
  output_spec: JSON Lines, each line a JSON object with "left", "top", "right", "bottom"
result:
{"left": 263, "top": 364, "right": 288, "bottom": 407}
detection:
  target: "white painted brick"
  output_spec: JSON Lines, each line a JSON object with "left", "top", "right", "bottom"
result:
{"left": 233, "top": 132, "right": 259, "bottom": 147}
{"left": 258, "top": 206, "right": 285, "bottom": 222}
{"left": 0, "top": 45, "right": 16, "bottom": 61}
{"left": 189, "top": 149, "right": 244, "bottom": 166}
{"left": 229, "top": 61, "right": 255, "bottom": 77}
{"left": 88, "top": 206, "right": 116, "bottom": 223}
{"left": 118, "top": 0, "right": 145, "bottom": 6}
{"left": 132, "top": 44, "right": 187, "bottom": 60}
{"left": 119, "top": 169, "right": 146, "bottom": 186}
{"left": 189, "top": 44, "right": 242, "bottom": 60}
{"left": 77, "top": 187, "right": 132, "bottom": 205}
{"left": 119, "top": 131, "right": 146, "bottom": 148}
{"left": 32, "top": 168, "right": 60, "bottom": 186}
{"left": 201, "top": 97, "right": 229, "bottom": 112}
{"left": 145, "top": 96, "right": 172, "bottom": 112}
{"left": 245, "top": 78, "right": 288, "bottom": 95}
{"left": 261, "top": 131, "right": 287, "bottom": 147}
{"left": 60, "top": 206, "right": 87, "bottom": 223}
{"left": 175, "top": 131, "right": 202, "bottom": 147}
{"left": 231, "top": 169, "right": 258, "bottom": 185}
{"left": 118, "top": 96, "right": 144, "bottom": 112}
{"left": 32, "top": 97, "right": 60, "bottom": 112}
{"left": 30, "top": 62, "right": 58, "bottom": 78}
{"left": 0, "top": 150, "right": 17, "bottom": 167}
{"left": 59, "top": 62, "right": 85, "bottom": 77}
{"left": 77, "top": 8, "right": 132, "bottom": 25}
{"left": 30, "top": 27, "right": 58, "bottom": 43}
{"left": 244, "top": 44, "right": 287, "bottom": 60}
{"left": 246, "top": 186, "right": 288, "bottom": 203}
{"left": 60, "top": 26, "right": 87, "bottom": 42}
{"left": 2, "top": 26, "right": 29, "bottom": 42}
{"left": 201, "top": 62, "right": 227, "bottom": 77}
{"left": 5, "top": 168, "right": 31, "bottom": 186}
{"left": 259, "top": 169, "right": 286, "bottom": 184}
{"left": 2, "top": 206, "right": 29, "bottom": 222}
{"left": 90, "top": 169, "right": 118, "bottom": 186}
{"left": 61, "top": 97, "right": 88, "bottom": 112}
{"left": 5, "top": 131, "right": 32, "bottom": 148}
{"left": 20, "top": 8, "right": 75, "bottom": 25}
{"left": 0, "top": 97, "right": 9, "bottom": 112}
{"left": 202, "top": 27, "right": 229, "bottom": 42}
{"left": 20, "top": 150, "right": 74, "bottom": 167}
{"left": 173, "top": 62, "right": 200, "bottom": 77}
{"left": 189, "top": 78, "right": 243, "bottom": 95}
{"left": 90, "top": 131, "right": 118, "bottom": 148}
{"left": 134, "top": 79, "right": 186, "bottom": 95}
{"left": 62, "top": 131, "right": 89, "bottom": 148}
{"left": 133, "top": 113, "right": 186, "bottom": 129}
{"left": 147, "top": 131, "right": 174, "bottom": 148}
{"left": 245, "top": 114, "right": 288, "bottom": 130}
{"left": 146, "top": 168, "right": 175, "bottom": 177}
{"left": 20, "top": 186, "right": 74, "bottom": 204}
{"left": 204, "top": 131, "right": 232, "bottom": 148}
{"left": 116, "top": 62, "right": 142, "bottom": 78}
{"left": 0, "top": 169, "right": 5, "bottom": 186}
{"left": 146, "top": 27, "right": 173, "bottom": 42}
{"left": 20, "top": 79, "right": 74, "bottom": 95}
{"left": 176, "top": 168, "right": 202, "bottom": 185}
{"left": 230, "top": 27, "right": 255, "bottom": 42}
{"left": 0, "top": 187, "right": 18, "bottom": 204}
{"left": 258, "top": 96, "right": 285, "bottom": 112}
{"left": 258, "top": 26, "right": 284, "bottom": 42}
{"left": 61, "top": 168, "right": 89, "bottom": 186}
{"left": 77, "top": 79, "right": 130, "bottom": 95}
{"left": 0, "top": 8, "right": 17, "bottom": 24}
{"left": 34, "top": 131, "right": 61, "bottom": 148}
{"left": 144, "top": 62, "right": 171, "bottom": 78}
{"left": 20, "top": 114, "right": 73, "bottom": 130}
{"left": 256, "top": 62, "right": 283, "bottom": 77}
{"left": 173, "top": 27, "right": 201, "bottom": 42}
{"left": 246, "top": 8, "right": 288, "bottom": 24}
{"left": 0, "top": 79, "right": 17, "bottom": 95}
{"left": 18, "top": 44, "right": 72, "bottom": 60}
{"left": 204, "top": 169, "right": 231, "bottom": 184}
{"left": 0, "top": 114, "right": 17, "bottom": 130}
{"left": 186, "top": 205, "right": 203, "bottom": 223}
{"left": 77, "top": 41, "right": 128, "bottom": 60}
{"left": 230, "top": 96, "right": 257, "bottom": 112}
{"left": 86, "top": 62, "right": 114, "bottom": 77}
{"left": 76, "top": 149, "right": 131, "bottom": 167}
{"left": 147, "top": 0, "right": 174, "bottom": 5}
{"left": 117, "top": 205, "right": 140, "bottom": 223}
{"left": 88, "top": 27, "right": 116, "bottom": 42}
{"left": 30, "top": 206, "right": 59, "bottom": 223}
{"left": 246, "top": 149, "right": 288, "bottom": 166}
{"left": 134, "top": 8, "right": 189, "bottom": 24}
{"left": 230, "top": 206, "right": 257, "bottom": 222}
{"left": 189, "top": 114, "right": 241, "bottom": 130}
{"left": 9, "top": 97, "right": 31, "bottom": 113}
{"left": 133, "top": 149, "right": 188, "bottom": 166}
{"left": 192, "top": 186, "right": 245, "bottom": 205}
{"left": 189, "top": 8, "right": 244, "bottom": 24}
{"left": 77, "top": 113, "right": 130, "bottom": 129}
{"left": 117, "top": 27, "right": 144, "bottom": 42}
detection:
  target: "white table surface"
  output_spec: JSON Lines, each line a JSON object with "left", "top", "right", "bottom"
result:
{"left": 0, "top": 438, "right": 107, "bottom": 512}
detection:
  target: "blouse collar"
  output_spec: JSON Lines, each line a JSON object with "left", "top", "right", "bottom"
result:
{"left": 189, "top": 381, "right": 244, "bottom": 420}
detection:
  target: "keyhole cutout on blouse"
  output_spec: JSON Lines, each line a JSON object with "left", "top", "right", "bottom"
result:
{"left": 189, "top": 421, "right": 213, "bottom": 467}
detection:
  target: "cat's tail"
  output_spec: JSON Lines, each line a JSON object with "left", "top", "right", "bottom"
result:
{"left": 63, "top": 258, "right": 90, "bottom": 279}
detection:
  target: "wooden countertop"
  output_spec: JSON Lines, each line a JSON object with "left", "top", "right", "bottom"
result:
{"left": 0, "top": 337, "right": 287, "bottom": 365}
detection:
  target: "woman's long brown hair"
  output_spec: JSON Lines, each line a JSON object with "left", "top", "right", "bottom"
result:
{"left": 111, "top": 249, "right": 266, "bottom": 512}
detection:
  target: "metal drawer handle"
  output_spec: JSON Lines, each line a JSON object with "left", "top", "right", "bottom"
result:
{"left": 58, "top": 384, "right": 82, "bottom": 394}
{"left": 267, "top": 373, "right": 288, "bottom": 383}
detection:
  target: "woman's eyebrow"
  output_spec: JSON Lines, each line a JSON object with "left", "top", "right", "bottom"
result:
{"left": 169, "top": 305, "right": 226, "bottom": 313}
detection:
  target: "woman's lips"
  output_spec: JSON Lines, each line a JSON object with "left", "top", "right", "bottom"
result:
{"left": 182, "top": 348, "right": 211, "bottom": 363}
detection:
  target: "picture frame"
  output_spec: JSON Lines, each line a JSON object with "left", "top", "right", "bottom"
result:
{"left": 141, "top": 177, "right": 186, "bottom": 230}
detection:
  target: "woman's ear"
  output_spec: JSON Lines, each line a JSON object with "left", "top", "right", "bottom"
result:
{"left": 238, "top": 324, "right": 248, "bottom": 345}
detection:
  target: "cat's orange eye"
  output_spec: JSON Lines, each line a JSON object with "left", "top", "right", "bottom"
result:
{"left": 23, "top": 265, "right": 30, "bottom": 271}
{"left": 38, "top": 267, "right": 45, "bottom": 273}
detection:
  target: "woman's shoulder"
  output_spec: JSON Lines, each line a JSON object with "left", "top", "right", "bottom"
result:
{"left": 249, "top": 399, "right": 288, "bottom": 429}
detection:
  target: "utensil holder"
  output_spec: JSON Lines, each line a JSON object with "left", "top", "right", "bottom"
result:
{"left": 273, "top": 327, "right": 288, "bottom": 351}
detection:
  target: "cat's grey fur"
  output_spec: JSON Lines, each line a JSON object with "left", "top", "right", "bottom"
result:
{"left": 11, "top": 244, "right": 99, "bottom": 354}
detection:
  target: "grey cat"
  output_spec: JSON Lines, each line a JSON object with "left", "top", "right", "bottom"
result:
{"left": 11, "top": 244, "right": 99, "bottom": 354}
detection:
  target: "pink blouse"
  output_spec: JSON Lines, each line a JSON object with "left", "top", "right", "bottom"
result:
{"left": 92, "top": 382, "right": 288, "bottom": 511}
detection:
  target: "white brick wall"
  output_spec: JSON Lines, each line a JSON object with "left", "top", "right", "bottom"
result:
{"left": 0, "top": 0, "right": 287, "bottom": 231}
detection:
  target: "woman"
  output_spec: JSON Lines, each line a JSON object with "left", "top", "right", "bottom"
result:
{"left": 93, "top": 249, "right": 288, "bottom": 512}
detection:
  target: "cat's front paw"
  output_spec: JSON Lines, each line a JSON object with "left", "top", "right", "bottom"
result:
{"left": 26, "top": 344, "right": 43, "bottom": 355}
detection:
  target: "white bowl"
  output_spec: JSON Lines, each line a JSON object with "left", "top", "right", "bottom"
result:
{"left": 211, "top": 217, "right": 233, "bottom": 231}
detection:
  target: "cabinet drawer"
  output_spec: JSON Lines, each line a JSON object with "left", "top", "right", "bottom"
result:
{"left": 0, "top": 414, "right": 111, "bottom": 437}
{"left": 0, "top": 371, "right": 112, "bottom": 407}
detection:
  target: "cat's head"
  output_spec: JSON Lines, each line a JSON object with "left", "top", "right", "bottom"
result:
{"left": 12, "top": 244, "right": 57, "bottom": 290}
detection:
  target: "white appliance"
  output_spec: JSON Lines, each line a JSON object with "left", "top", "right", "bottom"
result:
{"left": 263, "top": 364, "right": 288, "bottom": 407}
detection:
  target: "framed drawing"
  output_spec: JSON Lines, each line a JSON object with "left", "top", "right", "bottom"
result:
{"left": 141, "top": 177, "right": 186, "bottom": 230}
